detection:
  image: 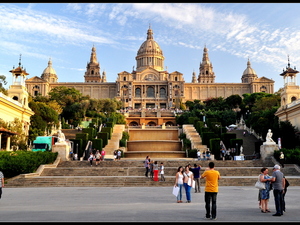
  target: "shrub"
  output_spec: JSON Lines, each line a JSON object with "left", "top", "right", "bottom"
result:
{"left": 0, "top": 151, "right": 58, "bottom": 178}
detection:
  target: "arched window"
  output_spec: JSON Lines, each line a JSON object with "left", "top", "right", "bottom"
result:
{"left": 160, "top": 88, "right": 166, "bottom": 98}
{"left": 291, "top": 96, "right": 297, "bottom": 102}
{"left": 123, "top": 77, "right": 126, "bottom": 81}
{"left": 135, "top": 88, "right": 141, "bottom": 97}
{"left": 147, "top": 87, "right": 154, "bottom": 97}
{"left": 260, "top": 85, "right": 267, "bottom": 92}
{"left": 91, "top": 70, "right": 94, "bottom": 75}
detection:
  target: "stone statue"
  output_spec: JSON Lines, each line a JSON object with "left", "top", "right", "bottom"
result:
{"left": 240, "top": 146, "right": 243, "bottom": 155}
{"left": 266, "top": 129, "right": 275, "bottom": 143}
{"left": 57, "top": 129, "right": 66, "bottom": 144}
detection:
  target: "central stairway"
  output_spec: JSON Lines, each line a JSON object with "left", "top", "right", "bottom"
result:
{"left": 5, "top": 157, "right": 300, "bottom": 187}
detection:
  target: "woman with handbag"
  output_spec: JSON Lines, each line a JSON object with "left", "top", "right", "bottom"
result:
{"left": 183, "top": 165, "right": 194, "bottom": 203}
{"left": 259, "top": 167, "right": 272, "bottom": 213}
{"left": 174, "top": 166, "right": 184, "bottom": 203}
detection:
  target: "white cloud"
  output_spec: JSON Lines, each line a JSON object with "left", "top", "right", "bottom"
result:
{"left": 66, "top": 3, "right": 82, "bottom": 13}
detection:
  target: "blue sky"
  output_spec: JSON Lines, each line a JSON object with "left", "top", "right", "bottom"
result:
{"left": 1, "top": 3, "right": 300, "bottom": 92}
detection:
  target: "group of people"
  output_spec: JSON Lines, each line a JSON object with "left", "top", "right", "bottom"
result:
{"left": 144, "top": 156, "right": 165, "bottom": 182}
{"left": 220, "top": 147, "right": 239, "bottom": 160}
{"left": 258, "top": 164, "right": 288, "bottom": 216}
{"left": 88, "top": 149, "right": 106, "bottom": 166}
{"left": 196, "top": 149, "right": 211, "bottom": 161}
{"left": 113, "top": 150, "right": 122, "bottom": 161}
{"left": 175, "top": 162, "right": 221, "bottom": 220}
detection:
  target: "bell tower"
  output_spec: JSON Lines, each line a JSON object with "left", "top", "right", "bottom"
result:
{"left": 198, "top": 46, "right": 215, "bottom": 83}
{"left": 84, "top": 45, "right": 102, "bottom": 83}
{"left": 279, "top": 56, "right": 300, "bottom": 107}
{"left": 7, "top": 54, "right": 30, "bottom": 108}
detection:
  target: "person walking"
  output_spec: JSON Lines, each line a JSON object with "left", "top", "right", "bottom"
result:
{"left": 190, "top": 163, "right": 201, "bottom": 193}
{"left": 144, "top": 155, "right": 150, "bottom": 177}
{"left": 183, "top": 165, "right": 194, "bottom": 203}
{"left": 101, "top": 149, "right": 106, "bottom": 161}
{"left": 0, "top": 170, "right": 4, "bottom": 200}
{"left": 117, "top": 149, "right": 122, "bottom": 160}
{"left": 270, "top": 164, "right": 284, "bottom": 216}
{"left": 88, "top": 152, "right": 94, "bottom": 166}
{"left": 149, "top": 160, "right": 154, "bottom": 179}
{"left": 201, "top": 161, "right": 221, "bottom": 220}
{"left": 197, "top": 150, "right": 201, "bottom": 161}
{"left": 153, "top": 161, "right": 159, "bottom": 181}
{"left": 259, "top": 167, "right": 272, "bottom": 213}
{"left": 113, "top": 150, "right": 117, "bottom": 161}
{"left": 95, "top": 150, "right": 101, "bottom": 166}
{"left": 174, "top": 166, "right": 184, "bottom": 203}
{"left": 279, "top": 152, "right": 285, "bottom": 168}
{"left": 282, "top": 176, "right": 289, "bottom": 213}
{"left": 159, "top": 162, "right": 165, "bottom": 182}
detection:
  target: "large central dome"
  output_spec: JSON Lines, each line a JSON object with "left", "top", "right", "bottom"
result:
{"left": 135, "top": 26, "right": 165, "bottom": 72}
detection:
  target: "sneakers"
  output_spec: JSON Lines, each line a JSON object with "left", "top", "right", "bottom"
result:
{"left": 211, "top": 218, "right": 217, "bottom": 220}
{"left": 204, "top": 217, "right": 210, "bottom": 220}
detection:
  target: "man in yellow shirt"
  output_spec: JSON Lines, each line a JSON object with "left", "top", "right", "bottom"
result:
{"left": 200, "top": 162, "right": 221, "bottom": 220}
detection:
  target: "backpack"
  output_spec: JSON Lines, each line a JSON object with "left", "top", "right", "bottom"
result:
{"left": 285, "top": 178, "right": 290, "bottom": 188}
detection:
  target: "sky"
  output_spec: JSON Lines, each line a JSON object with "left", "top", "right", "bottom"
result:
{"left": 1, "top": 3, "right": 300, "bottom": 92}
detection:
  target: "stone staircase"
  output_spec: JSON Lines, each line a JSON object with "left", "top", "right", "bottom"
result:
{"left": 101, "top": 124, "right": 125, "bottom": 159}
{"left": 183, "top": 124, "right": 208, "bottom": 152}
{"left": 5, "top": 157, "right": 300, "bottom": 187}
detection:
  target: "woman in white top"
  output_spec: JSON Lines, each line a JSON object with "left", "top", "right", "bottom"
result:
{"left": 183, "top": 165, "right": 194, "bottom": 203}
{"left": 174, "top": 166, "right": 184, "bottom": 203}
{"left": 160, "top": 162, "right": 165, "bottom": 181}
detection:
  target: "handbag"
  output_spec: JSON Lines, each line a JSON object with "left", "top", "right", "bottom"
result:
{"left": 255, "top": 175, "right": 265, "bottom": 190}
{"left": 188, "top": 178, "right": 195, "bottom": 188}
{"left": 172, "top": 185, "right": 180, "bottom": 196}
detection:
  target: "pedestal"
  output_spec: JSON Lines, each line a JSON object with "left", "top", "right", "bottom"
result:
{"left": 260, "top": 143, "right": 277, "bottom": 161}
{"left": 52, "top": 143, "right": 70, "bottom": 161}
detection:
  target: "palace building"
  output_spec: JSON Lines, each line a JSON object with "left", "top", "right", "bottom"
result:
{"left": 25, "top": 26, "right": 274, "bottom": 110}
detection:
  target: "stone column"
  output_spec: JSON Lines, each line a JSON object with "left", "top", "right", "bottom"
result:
{"left": 6, "top": 136, "right": 11, "bottom": 151}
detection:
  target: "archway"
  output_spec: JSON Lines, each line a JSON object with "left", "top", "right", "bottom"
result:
{"left": 129, "top": 121, "right": 139, "bottom": 126}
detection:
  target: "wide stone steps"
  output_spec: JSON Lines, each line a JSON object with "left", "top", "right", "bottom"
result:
{"left": 5, "top": 158, "right": 300, "bottom": 187}
{"left": 6, "top": 175, "right": 300, "bottom": 187}
{"left": 39, "top": 166, "right": 299, "bottom": 177}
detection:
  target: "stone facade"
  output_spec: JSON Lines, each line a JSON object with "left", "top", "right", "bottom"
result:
{"left": 0, "top": 57, "right": 35, "bottom": 150}
{"left": 25, "top": 26, "right": 274, "bottom": 110}
{"left": 275, "top": 58, "right": 300, "bottom": 130}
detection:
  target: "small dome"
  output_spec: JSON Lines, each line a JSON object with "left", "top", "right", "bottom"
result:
{"left": 43, "top": 59, "right": 56, "bottom": 75}
{"left": 243, "top": 59, "right": 256, "bottom": 75}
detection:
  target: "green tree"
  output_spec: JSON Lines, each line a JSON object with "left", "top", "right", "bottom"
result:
{"left": 225, "top": 94, "right": 242, "bottom": 109}
{"left": 204, "top": 97, "right": 229, "bottom": 111}
{"left": 48, "top": 86, "right": 86, "bottom": 108}
{"left": 0, "top": 75, "right": 8, "bottom": 94}
{"left": 28, "top": 101, "right": 59, "bottom": 141}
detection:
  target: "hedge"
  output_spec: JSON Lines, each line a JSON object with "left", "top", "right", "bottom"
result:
{"left": 0, "top": 151, "right": 58, "bottom": 179}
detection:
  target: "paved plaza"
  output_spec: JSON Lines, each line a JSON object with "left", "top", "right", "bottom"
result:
{"left": 0, "top": 186, "right": 299, "bottom": 223}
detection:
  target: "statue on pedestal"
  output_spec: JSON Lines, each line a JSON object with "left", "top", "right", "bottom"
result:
{"left": 56, "top": 129, "right": 66, "bottom": 144}
{"left": 266, "top": 129, "right": 275, "bottom": 143}
{"left": 240, "top": 146, "right": 244, "bottom": 156}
